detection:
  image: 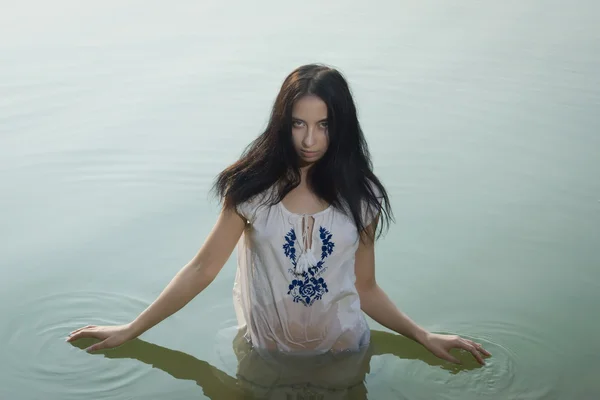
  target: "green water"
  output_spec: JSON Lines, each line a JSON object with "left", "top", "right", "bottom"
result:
{"left": 1, "top": 1, "right": 599, "bottom": 399}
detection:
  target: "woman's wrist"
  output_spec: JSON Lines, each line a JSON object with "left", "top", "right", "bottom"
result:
{"left": 412, "top": 327, "right": 431, "bottom": 346}
{"left": 125, "top": 320, "right": 144, "bottom": 339}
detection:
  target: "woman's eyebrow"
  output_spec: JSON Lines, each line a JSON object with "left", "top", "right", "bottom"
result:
{"left": 291, "top": 116, "right": 328, "bottom": 122}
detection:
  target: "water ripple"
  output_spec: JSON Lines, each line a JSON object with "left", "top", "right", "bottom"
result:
{"left": 2, "top": 291, "right": 152, "bottom": 399}
{"left": 388, "top": 320, "right": 565, "bottom": 400}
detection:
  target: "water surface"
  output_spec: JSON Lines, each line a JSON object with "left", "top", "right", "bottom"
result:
{"left": 1, "top": 1, "right": 599, "bottom": 399}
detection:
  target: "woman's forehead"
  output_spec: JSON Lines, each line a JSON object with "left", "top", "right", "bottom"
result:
{"left": 292, "top": 95, "right": 327, "bottom": 120}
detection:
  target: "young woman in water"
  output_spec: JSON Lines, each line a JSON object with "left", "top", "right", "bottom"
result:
{"left": 67, "top": 64, "right": 490, "bottom": 391}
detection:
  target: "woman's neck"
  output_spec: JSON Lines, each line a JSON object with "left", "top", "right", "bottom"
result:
{"left": 298, "top": 163, "right": 314, "bottom": 183}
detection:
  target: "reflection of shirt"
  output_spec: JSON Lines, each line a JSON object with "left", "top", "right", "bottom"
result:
{"left": 234, "top": 183, "right": 381, "bottom": 355}
{"left": 231, "top": 326, "right": 372, "bottom": 399}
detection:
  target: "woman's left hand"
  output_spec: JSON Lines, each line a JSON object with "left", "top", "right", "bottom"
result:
{"left": 421, "top": 332, "right": 491, "bottom": 365}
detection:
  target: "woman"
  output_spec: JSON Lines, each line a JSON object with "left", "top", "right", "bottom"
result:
{"left": 67, "top": 64, "right": 490, "bottom": 389}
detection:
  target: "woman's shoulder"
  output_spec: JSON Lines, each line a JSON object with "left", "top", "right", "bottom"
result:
{"left": 235, "top": 184, "right": 277, "bottom": 224}
{"left": 360, "top": 177, "right": 385, "bottom": 227}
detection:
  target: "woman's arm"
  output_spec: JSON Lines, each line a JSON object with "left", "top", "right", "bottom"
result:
{"left": 67, "top": 206, "right": 246, "bottom": 352}
{"left": 127, "top": 206, "right": 246, "bottom": 337}
{"left": 354, "top": 216, "right": 491, "bottom": 365}
{"left": 354, "top": 218, "right": 429, "bottom": 344}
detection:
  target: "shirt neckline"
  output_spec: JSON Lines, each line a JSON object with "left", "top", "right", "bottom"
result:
{"left": 278, "top": 201, "right": 332, "bottom": 218}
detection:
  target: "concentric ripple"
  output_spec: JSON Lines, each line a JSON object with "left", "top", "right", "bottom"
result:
{"left": 1, "top": 291, "right": 153, "bottom": 399}
{"left": 367, "top": 320, "right": 566, "bottom": 400}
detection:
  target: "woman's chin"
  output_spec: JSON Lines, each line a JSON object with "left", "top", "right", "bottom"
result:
{"left": 298, "top": 158, "right": 320, "bottom": 168}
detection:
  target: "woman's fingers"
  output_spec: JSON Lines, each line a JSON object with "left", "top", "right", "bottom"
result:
{"left": 433, "top": 341, "right": 462, "bottom": 364}
{"left": 66, "top": 328, "right": 101, "bottom": 342}
{"left": 475, "top": 342, "right": 492, "bottom": 357}
{"left": 65, "top": 330, "right": 86, "bottom": 342}
{"left": 459, "top": 341, "right": 485, "bottom": 365}
{"left": 466, "top": 339, "right": 492, "bottom": 357}
{"left": 69, "top": 325, "right": 96, "bottom": 336}
{"left": 427, "top": 335, "right": 492, "bottom": 366}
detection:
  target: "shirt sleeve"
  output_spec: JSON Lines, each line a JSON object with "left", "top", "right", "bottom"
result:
{"left": 361, "top": 180, "right": 384, "bottom": 227}
{"left": 236, "top": 199, "right": 257, "bottom": 224}
{"left": 235, "top": 188, "right": 272, "bottom": 224}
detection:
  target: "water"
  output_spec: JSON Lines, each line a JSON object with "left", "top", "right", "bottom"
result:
{"left": 1, "top": 1, "right": 599, "bottom": 399}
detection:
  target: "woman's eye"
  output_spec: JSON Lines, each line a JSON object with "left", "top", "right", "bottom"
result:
{"left": 292, "top": 120, "right": 304, "bottom": 127}
{"left": 320, "top": 122, "right": 328, "bottom": 129}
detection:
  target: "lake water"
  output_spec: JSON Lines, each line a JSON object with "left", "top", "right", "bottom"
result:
{"left": 1, "top": 1, "right": 599, "bottom": 399}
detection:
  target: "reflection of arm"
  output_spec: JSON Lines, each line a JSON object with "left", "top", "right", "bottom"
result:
{"left": 370, "top": 330, "right": 428, "bottom": 359}
{"left": 101, "top": 338, "right": 243, "bottom": 399}
{"left": 369, "top": 330, "right": 477, "bottom": 373}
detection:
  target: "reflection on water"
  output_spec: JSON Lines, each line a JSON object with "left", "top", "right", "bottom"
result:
{"left": 6, "top": 289, "right": 567, "bottom": 399}
{"left": 68, "top": 329, "right": 485, "bottom": 400}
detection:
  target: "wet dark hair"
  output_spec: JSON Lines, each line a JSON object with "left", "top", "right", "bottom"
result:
{"left": 213, "top": 63, "right": 393, "bottom": 243}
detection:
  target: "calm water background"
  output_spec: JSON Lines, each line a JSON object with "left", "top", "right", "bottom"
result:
{"left": 1, "top": 1, "right": 599, "bottom": 399}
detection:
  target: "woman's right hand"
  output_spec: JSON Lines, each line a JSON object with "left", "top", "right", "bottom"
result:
{"left": 66, "top": 324, "right": 136, "bottom": 352}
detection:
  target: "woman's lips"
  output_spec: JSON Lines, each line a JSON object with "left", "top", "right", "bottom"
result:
{"left": 301, "top": 150, "right": 318, "bottom": 157}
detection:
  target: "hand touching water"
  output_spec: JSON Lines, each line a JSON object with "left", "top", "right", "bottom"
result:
{"left": 422, "top": 333, "right": 491, "bottom": 365}
{"left": 66, "top": 324, "right": 136, "bottom": 352}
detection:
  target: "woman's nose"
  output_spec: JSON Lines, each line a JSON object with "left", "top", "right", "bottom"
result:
{"left": 303, "top": 128, "right": 316, "bottom": 147}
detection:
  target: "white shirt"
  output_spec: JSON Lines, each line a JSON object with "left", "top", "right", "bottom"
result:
{"left": 233, "top": 184, "right": 381, "bottom": 356}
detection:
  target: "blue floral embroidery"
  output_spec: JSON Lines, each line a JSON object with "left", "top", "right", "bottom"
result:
{"left": 320, "top": 226, "right": 334, "bottom": 260}
{"left": 283, "top": 229, "right": 297, "bottom": 264}
{"left": 282, "top": 227, "right": 335, "bottom": 306}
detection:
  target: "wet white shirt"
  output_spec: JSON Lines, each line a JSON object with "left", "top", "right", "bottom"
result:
{"left": 233, "top": 184, "right": 380, "bottom": 356}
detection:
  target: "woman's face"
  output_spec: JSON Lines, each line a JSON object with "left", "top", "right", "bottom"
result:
{"left": 291, "top": 95, "right": 329, "bottom": 167}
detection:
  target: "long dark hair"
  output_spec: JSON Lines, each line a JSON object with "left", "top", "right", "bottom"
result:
{"left": 213, "top": 63, "right": 393, "bottom": 243}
